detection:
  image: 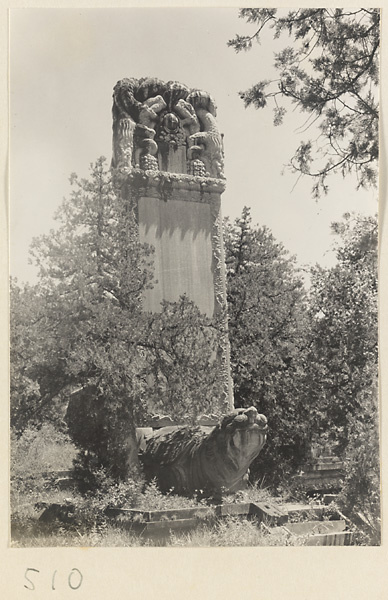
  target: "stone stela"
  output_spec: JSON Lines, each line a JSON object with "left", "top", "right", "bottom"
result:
{"left": 111, "top": 77, "right": 233, "bottom": 414}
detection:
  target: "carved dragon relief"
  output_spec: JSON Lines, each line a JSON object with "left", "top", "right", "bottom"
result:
{"left": 112, "top": 77, "right": 225, "bottom": 179}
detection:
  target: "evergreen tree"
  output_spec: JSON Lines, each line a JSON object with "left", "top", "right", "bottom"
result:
{"left": 224, "top": 207, "right": 311, "bottom": 483}
{"left": 307, "top": 213, "right": 379, "bottom": 539}
{"left": 229, "top": 8, "right": 379, "bottom": 197}
{"left": 307, "top": 213, "right": 378, "bottom": 451}
{"left": 11, "top": 158, "right": 225, "bottom": 477}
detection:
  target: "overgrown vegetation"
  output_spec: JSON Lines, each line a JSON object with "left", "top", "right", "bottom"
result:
{"left": 11, "top": 519, "right": 298, "bottom": 548}
{"left": 10, "top": 431, "right": 299, "bottom": 548}
{"left": 10, "top": 158, "right": 225, "bottom": 478}
{"left": 10, "top": 426, "right": 290, "bottom": 547}
{"left": 10, "top": 161, "right": 379, "bottom": 545}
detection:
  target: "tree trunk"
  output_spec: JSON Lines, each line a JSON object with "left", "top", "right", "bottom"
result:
{"left": 108, "top": 393, "right": 141, "bottom": 479}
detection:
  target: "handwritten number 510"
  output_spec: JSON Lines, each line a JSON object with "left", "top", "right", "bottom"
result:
{"left": 24, "top": 568, "right": 83, "bottom": 591}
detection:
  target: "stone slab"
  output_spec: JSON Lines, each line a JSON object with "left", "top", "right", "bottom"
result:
{"left": 296, "top": 471, "right": 343, "bottom": 480}
{"left": 139, "top": 196, "right": 215, "bottom": 316}
{"left": 250, "top": 502, "right": 288, "bottom": 526}
{"left": 106, "top": 502, "right": 289, "bottom": 527}
{"left": 310, "top": 463, "right": 344, "bottom": 471}
{"left": 304, "top": 531, "right": 353, "bottom": 546}
{"left": 283, "top": 503, "right": 324, "bottom": 519}
{"left": 284, "top": 519, "right": 346, "bottom": 536}
{"left": 131, "top": 518, "right": 203, "bottom": 534}
{"left": 214, "top": 502, "right": 287, "bottom": 525}
{"left": 322, "top": 494, "right": 338, "bottom": 505}
{"left": 215, "top": 503, "right": 251, "bottom": 517}
{"left": 105, "top": 506, "right": 214, "bottom": 522}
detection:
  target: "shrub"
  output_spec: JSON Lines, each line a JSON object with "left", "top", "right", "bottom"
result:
{"left": 10, "top": 424, "right": 77, "bottom": 508}
{"left": 337, "top": 389, "right": 381, "bottom": 545}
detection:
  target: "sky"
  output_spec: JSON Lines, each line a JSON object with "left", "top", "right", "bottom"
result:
{"left": 9, "top": 7, "right": 379, "bottom": 284}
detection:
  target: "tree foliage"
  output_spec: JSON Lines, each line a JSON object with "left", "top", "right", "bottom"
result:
{"left": 143, "top": 297, "right": 226, "bottom": 424}
{"left": 228, "top": 8, "right": 380, "bottom": 197}
{"left": 338, "top": 383, "right": 380, "bottom": 544}
{"left": 307, "top": 213, "right": 378, "bottom": 451}
{"left": 12, "top": 158, "right": 154, "bottom": 474}
{"left": 223, "top": 208, "right": 379, "bottom": 504}
{"left": 306, "top": 212, "right": 379, "bottom": 537}
{"left": 10, "top": 158, "right": 224, "bottom": 477}
{"left": 10, "top": 280, "right": 48, "bottom": 431}
{"left": 224, "top": 207, "right": 311, "bottom": 482}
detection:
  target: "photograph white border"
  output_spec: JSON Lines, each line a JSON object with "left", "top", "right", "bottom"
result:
{"left": 1, "top": 1, "right": 387, "bottom": 599}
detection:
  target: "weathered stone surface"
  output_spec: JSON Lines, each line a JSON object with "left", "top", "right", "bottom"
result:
{"left": 140, "top": 406, "right": 267, "bottom": 495}
{"left": 136, "top": 428, "right": 154, "bottom": 452}
{"left": 138, "top": 195, "right": 215, "bottom": 315}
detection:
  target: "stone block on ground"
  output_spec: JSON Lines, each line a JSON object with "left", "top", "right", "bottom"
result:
{"left": 214, "top": 502, "right": 288, "bottom": 525}
{"left": 106, "top": 506, "right": 216, "bottom": 538}
{"left": 322, "top": 494, "right": 338, "bottom": 505}
{"left": 283, "top": 519, "right": 346, "bottom": 536}
{"left": 38, "top": 502, "right": 75, "bottom": 524}
{"left": 131, "top": 518, "right": 203, "bottom": 535}
{"left": 105, "top": 506, "right": 215, "bottom": 523}
{"left": 312, "top": 462, "right": 344, "bottom": 472}
{"left": 283, "top": 502, "right": 324, "bottom": 520}
{"left": 304, "top": 531, "right": 353, "bottom": 546}
{"left": 215, "top": 503, "right": 252, "bottom": 518}
{"left": 249, "top": 502, "right": 288, "bottom": 526}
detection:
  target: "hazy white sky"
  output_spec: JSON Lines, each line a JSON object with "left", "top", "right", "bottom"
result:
{"left": 10, "top": 7, "right": 378, "bottom": 283}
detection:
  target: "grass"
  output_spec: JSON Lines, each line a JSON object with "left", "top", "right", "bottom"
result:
{"left": 10, "top": 479, "right": 305, "bottom": 548}
{"left": 10, "top": 471, "right": 303, "bottom": 547}
{"left": 11, "top": 517, "right": 302, "bottom": 548}
{"left": 8, "top": 425, "right": 342, "bottom": 548}
{"left": 168, "top": 518, "right": 301, "bottom": 547}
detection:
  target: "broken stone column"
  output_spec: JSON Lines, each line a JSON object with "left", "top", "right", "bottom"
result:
{"left": 111, "top": 77, "right": 233, "bottom": 414}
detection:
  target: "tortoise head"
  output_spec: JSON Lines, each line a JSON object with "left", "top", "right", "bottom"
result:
{"left": 219, "top": 406, "right": 268, "bottom": 470}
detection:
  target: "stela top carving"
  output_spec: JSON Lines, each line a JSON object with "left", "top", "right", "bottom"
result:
{"left": 112, "top": 77, "right": 225, "bottom": 180}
